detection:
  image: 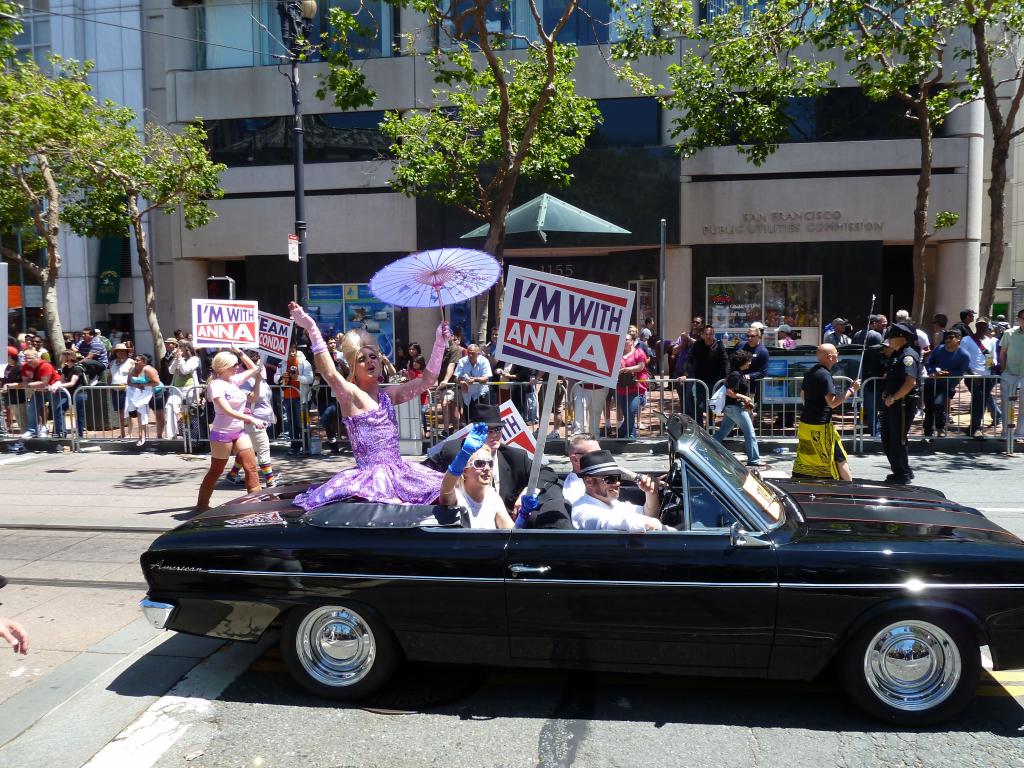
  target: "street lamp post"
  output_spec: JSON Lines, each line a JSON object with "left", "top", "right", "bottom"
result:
{"left": 278, "top": 0, "right": 318, "bottom": 307}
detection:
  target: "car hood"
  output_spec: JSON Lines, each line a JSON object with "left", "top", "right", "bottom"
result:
{"left": 175, "top": 484, "right": 310, "bottom": 531}
{"left": 775, "top": 478, "right": 1021, "bottom": 545}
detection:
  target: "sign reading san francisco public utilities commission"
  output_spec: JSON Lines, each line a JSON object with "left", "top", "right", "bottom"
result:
{"left": 192, "top": 299, "right": 260, "bottom": 349}
{"left": 495, "top": 266, "right": 634, "bottom": 389}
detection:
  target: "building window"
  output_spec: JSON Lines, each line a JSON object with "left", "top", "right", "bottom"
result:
{"left": 12, "top": 0, "right": 51, "bottom": 70}
{"left": 783, "top": 88, "right": 940, "bottom": 143}
{"left": 443, "top": 0, "right": 647, "bottom": 50}
{"left": 205, "top": 111, "right": 390, "bottom": 166}
{"left": 590, "top": 98, "right": 660, "bottom": 147}
{"left": 707, "top": 275, "right": 821, "bottom": 345}
{"left": 699, "top": 0, "right": 766, "bottom": 23}
{"left": 196, "top": 0, "right": 394, "bottom": 70}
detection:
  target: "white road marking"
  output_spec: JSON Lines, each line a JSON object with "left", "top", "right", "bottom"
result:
{"left": 0, "top": 453, "right": 42, "bottom": 468}
{"left": 977, "top": 507, "right": 1024, "bottom": 513}
{"left": 83, "top": 635, "right": 273, "bottom": 768}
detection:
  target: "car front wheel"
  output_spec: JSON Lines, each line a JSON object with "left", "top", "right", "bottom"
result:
{"left": 841, "top": 613, "right": 980, "bottom": 726}
{"left": 281, "top": 604, "right": 399, "bottom": 700}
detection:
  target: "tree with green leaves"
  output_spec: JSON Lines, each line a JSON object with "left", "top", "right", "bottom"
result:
{"left": 0, "top": 55, "right": 122, "bottom": 349}
{"left": 67, "top": 121, "right": 226, "bottom": 360}
{"left": 613, "top": 0, "right": 833, "bottom": 166}
{"left": 814, "top": 0, "right": 974, "bottom": 324}
{"left": 614, "top": 0, "right": 972, "bottom": 323}
{"left": 962, "top": 0, "right": 1024, "bottom": 315}
{"left": 321, "top": 0, "right": 601, "bottom": 335}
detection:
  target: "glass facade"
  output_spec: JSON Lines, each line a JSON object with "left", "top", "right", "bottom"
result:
{"left": 205, "top": 111, "right": 391, "bottom": 166}
{"left": 11, "top": 0, "right": 51, "bottom": 70}
{"left": 443, "top": 0, "right": 646, "bottom": 50}
{"left": 196, "top": 0, "right": 393, "bottom": 70}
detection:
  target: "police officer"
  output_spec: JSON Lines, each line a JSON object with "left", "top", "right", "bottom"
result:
{"left": 880, "top": 322, "right": 923, "bottom": 484}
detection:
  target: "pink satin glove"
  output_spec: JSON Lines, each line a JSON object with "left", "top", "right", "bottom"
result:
{"left": 288, "top": 302, "right": 317, "bottom": 332}
{"left": 427, "top": 323, "right": 452, "bottom": 377}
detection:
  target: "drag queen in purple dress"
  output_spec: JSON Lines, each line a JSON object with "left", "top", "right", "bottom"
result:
{"left": 288, "top": 302, "right": 448, "bottom": 510}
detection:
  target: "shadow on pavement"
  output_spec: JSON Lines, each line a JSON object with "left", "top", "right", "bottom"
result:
{"left": 211, "top": 657, "right": 1024, "bottom": 737}
{"left": 116, "top": 468, "right": 203, "bottom": 490}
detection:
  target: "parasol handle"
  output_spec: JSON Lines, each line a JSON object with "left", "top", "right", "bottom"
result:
{"left": 434, "top": 282, "right": 446, "bottom": 326}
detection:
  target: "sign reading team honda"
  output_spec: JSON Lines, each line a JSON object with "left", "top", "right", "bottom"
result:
{"left": 192, "top": 299, "right": 260, "bottom": 349}
{"left": 495, "top": 266, "right": 634, "bottom": 387}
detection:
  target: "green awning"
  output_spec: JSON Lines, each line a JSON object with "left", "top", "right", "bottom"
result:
{"left": 95, "top": 237, "right": 122, "bottom": 304}
{"left": 460, "top": 193, "right": 630, "bottom": 240}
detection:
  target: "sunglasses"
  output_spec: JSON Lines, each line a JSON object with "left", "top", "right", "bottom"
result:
{"left": 471, "top": 459, "right": 494, "bottom": 469}
{"left": 598, "top": 475, "right": 622, "bottom": 484}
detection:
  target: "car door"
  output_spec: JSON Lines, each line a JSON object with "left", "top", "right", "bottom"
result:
{"left": 504, "top": 468, "right": 779, "bottom": 673}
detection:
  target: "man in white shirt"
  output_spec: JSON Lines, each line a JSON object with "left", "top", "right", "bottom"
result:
{"left": 455, "top": 344, "right": 492, "bottom": 412}
{"left": 960, "top": 318, "right": 999, "bottom": 438}
{"left": 571, "top": 450, "right": 665, "bottom": 532}
{"left": 563, "top": 432, "right": 601, "bottom": 505}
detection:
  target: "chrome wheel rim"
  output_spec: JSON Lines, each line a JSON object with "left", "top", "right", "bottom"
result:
{"left": 863, "top": 620, "right": 961, "bottom": 712}
{"left": 295, "top": 607, "right": 376, "bottom": 687}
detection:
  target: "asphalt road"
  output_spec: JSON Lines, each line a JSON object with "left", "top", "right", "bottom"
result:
{"left": 0, "top": 446, "right": 1022, "bottom": 767}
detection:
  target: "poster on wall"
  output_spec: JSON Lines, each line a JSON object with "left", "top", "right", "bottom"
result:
{"left": 628, "top": 279, "right": 658, "bottom": 330}
{"left": 344, "top": 283, "right": 395, "bottom": 361}
{"left": 308, "top": 283, "right": 395, "bottom": 362}
{"left": 707, "top": 276, "right": 822, "bottom": 347}
{"left": 708, "top": 280, "right": 762, "bottom": 334}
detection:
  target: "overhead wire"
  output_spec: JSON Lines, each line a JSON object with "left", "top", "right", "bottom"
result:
{"left": 15, "top": 4, "right": 290, "bottom": 59}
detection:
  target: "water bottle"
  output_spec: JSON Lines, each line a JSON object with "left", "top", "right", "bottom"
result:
{"left": 772, "top": 446, "right": 786, "bottom": 454}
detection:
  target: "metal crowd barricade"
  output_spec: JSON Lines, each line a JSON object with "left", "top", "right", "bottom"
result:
{"left": 582, "top": 376, "right": 713, "bottom": 443}
{"left": 704, "top": 375, "right": 855, "bottom": 445}
{"left": 0, "top": 387, "right": 76, "bottom": 450}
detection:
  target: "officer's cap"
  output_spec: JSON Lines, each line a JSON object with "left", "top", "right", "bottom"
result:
{"left": 884, "top": 322, "right": 916, "bottom": 341}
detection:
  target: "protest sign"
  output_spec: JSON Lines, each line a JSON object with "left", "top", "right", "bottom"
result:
{"left": 192, "top": 299, "right": 260, "bottom": 349}
{"left": 425, "top": 398, "right": 536, "bottom": 460}
{"left": 258, "top": 310, "right": 294, "bottom": 362}
{"left": 499, "top": 399, "right": 535, "bottom": 457}
{"left": 494, "top": 266, "right": 635, "bottom": 389}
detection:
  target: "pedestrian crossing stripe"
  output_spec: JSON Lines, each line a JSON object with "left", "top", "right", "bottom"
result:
{"left": 976, "top": 684, "right": 1024, "bottom": 697}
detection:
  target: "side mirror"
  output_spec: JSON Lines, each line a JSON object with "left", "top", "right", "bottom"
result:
{"left": 729, "top": 521, "right": 771, "bottom": 548}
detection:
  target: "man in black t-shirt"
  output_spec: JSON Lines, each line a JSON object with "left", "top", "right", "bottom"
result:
{"left": 793, "top": 344, "right": 861, "bottom": 481}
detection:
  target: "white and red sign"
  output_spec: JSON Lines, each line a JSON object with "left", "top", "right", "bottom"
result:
{"left": 495, "top": 266, "right": 635, "bottom": 388}
{"left": 426, "top": 399, "right": 536, "bottom": 459}
{"left": 288, "top": 234, "right": 300, "bottom": 263}
{"left": 499, "top": 398, "right": 535, "bottom": 457}
{"left": 258, "top": 310, "right": 294, "bottom": 362}
{"left": 192, "top": 299, "right": 260, "bottom": 349}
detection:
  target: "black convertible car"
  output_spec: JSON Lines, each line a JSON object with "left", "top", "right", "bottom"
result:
{"left": 139, "top": 416, "right": 1024, "bottom": 725}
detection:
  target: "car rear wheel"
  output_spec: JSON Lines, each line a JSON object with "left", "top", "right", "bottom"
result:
{"left": 281, "top": 604, "right": 399, "bottom": 700}
{"left": 841, "top": 613, "right": 980, "bottom": 726}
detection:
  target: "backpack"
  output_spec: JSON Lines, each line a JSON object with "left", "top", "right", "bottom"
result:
{"left": 710, "top": 384, "right": 727, "bottom": 416}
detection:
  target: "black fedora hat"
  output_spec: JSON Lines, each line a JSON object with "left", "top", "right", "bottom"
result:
{"left": 470, "top": 401, "right": 503, "bottom": 427}
{"left": 578, "top": 449, "right": 621, "bottom": 477}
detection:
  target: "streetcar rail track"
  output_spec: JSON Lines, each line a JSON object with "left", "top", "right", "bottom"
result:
{"left": 0, "top": 524, "right": 168, "bottom": 534}
{"left": 3, "top": 576, "right": 148, "bottom": 591}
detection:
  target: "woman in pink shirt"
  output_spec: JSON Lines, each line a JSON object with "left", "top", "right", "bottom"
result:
{"left": 195, "top": 350, "right": 265, "bottom": 511}
{"left": 616, "top": 333, "right": 649, "bottom": 439}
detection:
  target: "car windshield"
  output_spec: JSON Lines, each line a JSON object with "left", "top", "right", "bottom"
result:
{"left": 683, "top": 427, "right": 784, "bottom": 526}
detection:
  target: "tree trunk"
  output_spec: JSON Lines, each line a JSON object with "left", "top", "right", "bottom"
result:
{"left": 39, "top": 156, "right": 65, "bottom": 352}
{"left": 41, "top": 277, "right": 64, "bottom": 354}
{"left": 980, "top": 136, "right": 1010, "bottom": 316}
{"left": 130, "top": 197, "right": 165, "bottom": 360}
{"left": 911, "top": 106, "right": 933, "bottom": 326}
{"left": 476, "top": 180, "right": 515, "bottom": 341}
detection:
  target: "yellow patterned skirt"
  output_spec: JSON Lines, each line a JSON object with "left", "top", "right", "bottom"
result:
{"left": 792, "top": 421, "right": 848, "bottom": 479}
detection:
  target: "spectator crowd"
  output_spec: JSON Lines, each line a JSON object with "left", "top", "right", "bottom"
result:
{"left": 3, "top": 306, "right": 1024, "bottom": 459}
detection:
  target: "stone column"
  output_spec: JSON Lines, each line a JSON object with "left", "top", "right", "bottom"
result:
{"left": 934, "top": 99, "right": 983, "bottom": 319}
{"left": 664, "top": 245, "right": 693, "bottom": 340}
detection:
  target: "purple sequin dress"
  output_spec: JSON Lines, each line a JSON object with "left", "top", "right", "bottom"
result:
{"left": 295, "top": 390, "right": 443, "bottom": 510}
